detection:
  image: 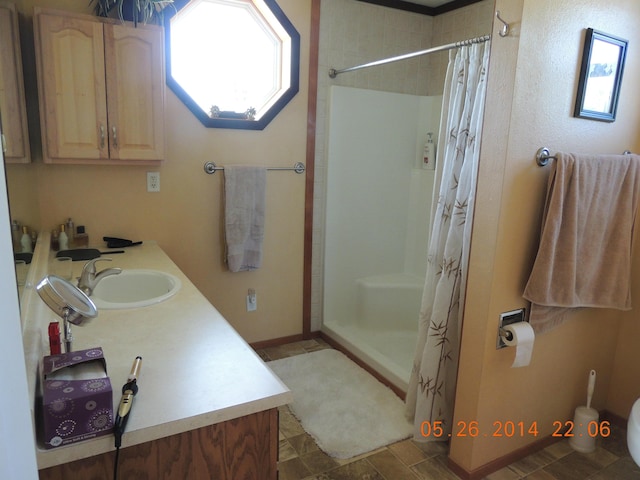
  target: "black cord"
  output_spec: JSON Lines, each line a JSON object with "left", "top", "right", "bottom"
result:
{"left": 113, "top": 357, "right": 141, "bottom": 479}
{"left": 113, "top": 445, "right": 121, "bottom": 480}
{"left": 113, "top": 417, "right": 125, "bottom": 479}
{"left": 113, "top": 384, "right": 134, "bottom": 479}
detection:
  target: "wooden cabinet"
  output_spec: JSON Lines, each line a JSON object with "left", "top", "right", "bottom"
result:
{"left": 34, "top": 9, "right": 165, "bottom": 165}
{"left": 0, "top": 1, "right": 30, "bottom": 164}
{"left": 38, "top": 408, "right": 279, "bottom": 480}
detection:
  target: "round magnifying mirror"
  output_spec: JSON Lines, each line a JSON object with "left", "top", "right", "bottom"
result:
{"left": 36, "top": 275, "right": 97, "bottom": 326}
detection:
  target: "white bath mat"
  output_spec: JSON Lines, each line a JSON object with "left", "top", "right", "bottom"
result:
{"left": 268, "top": 349, "right": 413, "bottom": 459}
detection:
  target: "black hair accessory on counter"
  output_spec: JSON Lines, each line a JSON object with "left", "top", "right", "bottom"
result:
{"left": 56, "top": 249, "right": 125, "bottom": 261}
{"left": 103, "top": 237, "right": 143, "bottom": 249}
{"left": 14, "top": 252, "right": 33, "bottom": 264}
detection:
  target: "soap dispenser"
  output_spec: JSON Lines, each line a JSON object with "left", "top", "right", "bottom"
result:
{"left": 422, "top": 132, "right": 436, "bottom": 170}
{"left": 59, "top": 224, "right": 69, "bottom": 251}
{"left": 20, "top": 226, "right": 32, "bottom": 253}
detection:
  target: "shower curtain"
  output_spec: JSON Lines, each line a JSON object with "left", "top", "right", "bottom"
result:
{"left": 405, "top": 41, "right": 490, "bottom": 440}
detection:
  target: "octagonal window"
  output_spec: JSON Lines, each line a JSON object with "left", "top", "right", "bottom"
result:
{"left": 164, "top": 0, "right": 300, "bottom": 130}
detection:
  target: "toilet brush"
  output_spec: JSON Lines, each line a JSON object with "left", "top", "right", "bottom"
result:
{"left": 569, "top": 369, "right": 599, "bottom": 453}
{"left": 586, "top": 369, "right": 595, "bottom": 409}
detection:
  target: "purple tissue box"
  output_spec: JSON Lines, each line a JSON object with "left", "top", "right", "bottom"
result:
{"left": 41, "top": 347, "right": 113, "bottom": 449}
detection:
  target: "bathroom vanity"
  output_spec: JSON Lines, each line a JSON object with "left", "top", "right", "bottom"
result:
{"left": 20, "top": 235, "right": 291, "bottom": 479}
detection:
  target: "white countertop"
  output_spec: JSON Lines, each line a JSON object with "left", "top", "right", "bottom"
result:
{"left": 21, "top": 235, "right": 292, "bottom": 469}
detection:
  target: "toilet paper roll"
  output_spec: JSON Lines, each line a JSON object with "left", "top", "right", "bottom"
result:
{"left": 504, "top": 322, "right": 535, "bottom": 368}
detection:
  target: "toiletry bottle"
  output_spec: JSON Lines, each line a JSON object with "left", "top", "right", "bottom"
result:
{"left": 422, "top": 132, "right": 436, "bottom": 170}
{"left": 66, "top": 218, "right": 75, "bottom": 248}
{"left": 31, "top": 231, "right": 37, "bottom": 251}
{"left": 51, "top": 230, "right": 60, "bottom": 251}
{"left": 20, "top": 226, "right": 32, "bottom": 253}
{"left": 11, "top": 220, "right": 21, "bottom": 252}
{"left": 75, "top": 225, "right": 89, "bottom": 247}
{"left": 48, "top": 322, "right": 61, "bottom": 355}
{"left": 59, "top": 224, "right": 69, "bottom": 251}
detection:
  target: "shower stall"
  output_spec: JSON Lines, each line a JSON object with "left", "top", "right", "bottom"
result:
{"left": 321, "top": 85, "right": 441, "bottom": 392}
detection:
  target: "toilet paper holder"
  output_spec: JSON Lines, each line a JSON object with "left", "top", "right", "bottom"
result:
{"left": 499, "top": 327, "right": 514, "bottom": 342}
{"left": 497, "top": 308, "right": 527, "bottom": 349}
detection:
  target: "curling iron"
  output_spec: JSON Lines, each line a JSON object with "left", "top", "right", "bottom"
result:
{"left": 114, "top": 356, "right": 142, "bottom": 448}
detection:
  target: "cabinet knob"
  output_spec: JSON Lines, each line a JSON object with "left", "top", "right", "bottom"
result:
{"left": 99, "top": 124, "right": 105, "bottom": 149}
{"left": 112, "top": 126, "right": 118, "bottom": 149}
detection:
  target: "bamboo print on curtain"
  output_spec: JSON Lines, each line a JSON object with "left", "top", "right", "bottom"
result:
{"left": 405, "top": 41, "right": 490, "bottom": 440}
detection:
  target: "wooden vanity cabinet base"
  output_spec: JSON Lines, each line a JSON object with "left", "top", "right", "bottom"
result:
{"left": 39, "top": 408, "right": 278, "bottom": 480}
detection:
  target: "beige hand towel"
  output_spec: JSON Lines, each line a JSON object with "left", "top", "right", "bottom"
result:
{"left": 224, "top": 166, "right": 267, "bottom": 272}
{"left": 523, "top": 152, "right": 640, "bottom": 333}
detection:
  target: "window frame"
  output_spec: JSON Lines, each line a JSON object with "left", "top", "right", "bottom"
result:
{"left": 164, "top": 0, "right": 300, "bottom": 130}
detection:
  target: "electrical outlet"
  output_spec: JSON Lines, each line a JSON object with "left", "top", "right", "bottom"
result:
{"left": 246, "top": 288, "right": 257, "bottom": 312}
{"left": 147, "top": 172, "right": 160, "bottom": 192}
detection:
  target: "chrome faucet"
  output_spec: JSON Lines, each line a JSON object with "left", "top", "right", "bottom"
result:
{"left": 78, "top": 258, "right": 122, "bottom": 296}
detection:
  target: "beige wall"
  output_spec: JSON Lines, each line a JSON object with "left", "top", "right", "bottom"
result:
{"left": 451, "top": 0, "right": 640, "bottom": 472}
{"left": 7, "top": 0, "right": 311, "bottom": 344}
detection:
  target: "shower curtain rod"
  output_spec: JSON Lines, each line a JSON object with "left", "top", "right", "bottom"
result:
{"left": 328, "top": 34, "right": 491, "bottom": 78}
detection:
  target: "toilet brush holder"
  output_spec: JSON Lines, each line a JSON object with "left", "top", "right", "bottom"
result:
{"left": 568, "top": 406, "right": 599, "bottom": 453}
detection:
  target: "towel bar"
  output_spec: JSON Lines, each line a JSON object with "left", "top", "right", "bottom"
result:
{"left": 536, "top": 147, "right": 634, "bottom": 167}
{"left": 204, "top": 161, "right": 305, "bottom": 175}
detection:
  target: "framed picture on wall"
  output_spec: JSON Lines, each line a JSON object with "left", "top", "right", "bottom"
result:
{"left": 574, "top": 28, "right": 628, "bottom": 122}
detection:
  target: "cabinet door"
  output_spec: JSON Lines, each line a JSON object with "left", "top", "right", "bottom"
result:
{"left": 36, "top": 14, "right": 108, "bottom": 162}
{"left": 104, "top": 23, "right": 165, "bottom": 162}
{"left": 0, "top": 3, "right": 30, "bottom": 163}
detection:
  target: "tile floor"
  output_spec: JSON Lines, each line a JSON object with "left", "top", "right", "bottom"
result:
{"left": 255, "top": 339, "right": 640, "bottom": 480}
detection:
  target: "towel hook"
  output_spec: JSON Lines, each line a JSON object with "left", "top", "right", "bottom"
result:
{"left": 496, "top": 11, "right": 510, "bottom": 37}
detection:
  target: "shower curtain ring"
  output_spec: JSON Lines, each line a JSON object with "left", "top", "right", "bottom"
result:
{"left": 496, "top": 11, "right": 510, "bottom": 37}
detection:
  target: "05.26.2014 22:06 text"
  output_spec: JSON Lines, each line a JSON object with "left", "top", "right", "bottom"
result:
{"left": 419, "top": 420, "right": 611, "bottom": 438}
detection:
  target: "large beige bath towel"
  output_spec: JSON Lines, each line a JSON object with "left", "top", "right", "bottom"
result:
{"left": 224, "top": 166, "right": 267, "bottom": 272}
{"left": 524, "top": 152, "right": 640, "bottom": 333}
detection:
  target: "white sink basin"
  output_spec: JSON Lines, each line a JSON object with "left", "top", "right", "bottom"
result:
{"left": 91, "top": 269, "right": 181, "bottom": 309}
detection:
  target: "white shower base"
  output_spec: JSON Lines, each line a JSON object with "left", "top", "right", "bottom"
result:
{"left": 322, "top": 322, "right": 417, "bottom": 393}
{"left": 321, "top": 273, "right": 422, "bottom": 393}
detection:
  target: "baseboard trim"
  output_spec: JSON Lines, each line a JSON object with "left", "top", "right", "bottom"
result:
{"left": 601, "top": 409, "right": 628, "bottom": 428}
{"left": 447, "top": 434, "right": 562, "bottom": 480}
{"left": 249, "top": 331, "right": 320, "bottom": 351}
{"left": 249, "top": 334, "right": 305, "bottom": 350}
